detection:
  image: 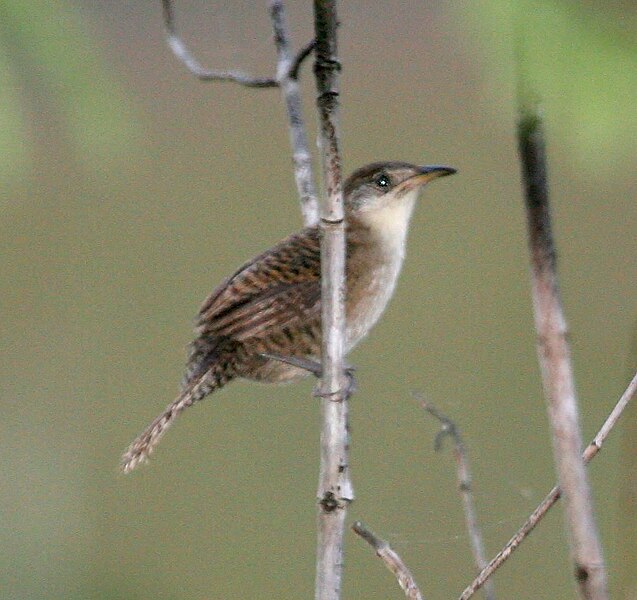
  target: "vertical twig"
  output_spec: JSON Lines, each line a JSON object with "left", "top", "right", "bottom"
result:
{"left": 313, "top": 2, "right": 352, "bottom": 600}
{"left": 516, "top": 27, "right": 608, "bottom": 599}
{"left": 458, "top": 371, "right": 637, "bottom": 600}
{"left": 418, "top": 398, "right": 494, "bottom": 600}
{"left": 352, "top": 521, "right": 424, "bottom": 600}
{"left": 268, "top": 1, "right": 319, "bottom": 226}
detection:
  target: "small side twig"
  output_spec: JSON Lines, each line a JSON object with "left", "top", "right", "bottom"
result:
{"left": 458, "top": 371, "right": 637, "bottom": 600}
{"left": 417, "top": 397, "right": 494, "bottom": 600}
{"left": 289, "top": 39, "right": 317, "bottom": 80}
{"left": 268, "top": 0, "right": 319, "bottom": 225}
{"left": 352, "top": 521, "right": 424, "bottom": 600}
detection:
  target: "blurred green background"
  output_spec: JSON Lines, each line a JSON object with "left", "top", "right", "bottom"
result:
{"left": 1, "top": 1, "right": 636, "bottom": 599}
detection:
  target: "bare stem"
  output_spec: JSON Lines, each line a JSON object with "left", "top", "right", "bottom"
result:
{"left": 517, "top": 80, "right": 608, "bottom": 598}
{"left": 313, "top": 2, "right": 352, "bottom": 600}
{"left": 458, "top": 371, "right": 637, "bottom": 600}
{"left": 417, "top": 397, "right": 494, "bottom": 600}
{"left": 352, "top": 521, "right": 424, "bottom": 600}
{"left": 268, "top": 0, "right": 319, "bottom": 226}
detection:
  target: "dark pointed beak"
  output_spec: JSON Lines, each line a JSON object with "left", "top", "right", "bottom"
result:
{"left": 418, "top": 165, "right": 457, "bottom": 178}
{"left": 398, "top": 164, "right": 456, "bottom": 194}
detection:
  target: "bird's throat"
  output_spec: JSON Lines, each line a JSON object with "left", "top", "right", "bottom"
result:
{"left": 344, "top": 194, "right": 417, "bottom": 351}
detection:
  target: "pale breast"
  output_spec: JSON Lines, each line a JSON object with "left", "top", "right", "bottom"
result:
{"left": 344, "top": 192, "right": 416, "bottom": 351}
{"left": 345, "top": 239, "right": 406, "bottom": 351}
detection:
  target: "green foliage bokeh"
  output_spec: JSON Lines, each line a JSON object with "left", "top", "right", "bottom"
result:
{"left": 0, "top": 0, "right": 139, "bottom": 193}
{"left": 459, "top": 0, "right": 637, "bottom": 172}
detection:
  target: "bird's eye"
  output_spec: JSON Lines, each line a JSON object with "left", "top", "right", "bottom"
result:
{"left": 374, "top": 174, "right": 390, "bottom": 189}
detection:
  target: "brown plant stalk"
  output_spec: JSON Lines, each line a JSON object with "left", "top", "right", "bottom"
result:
{"left": 517, "top": 90, "right": 607, "bottom": 597}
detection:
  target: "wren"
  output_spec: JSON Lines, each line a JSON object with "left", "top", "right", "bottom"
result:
{"left": 121, "top": 161, "right": 455, "bottom": 472}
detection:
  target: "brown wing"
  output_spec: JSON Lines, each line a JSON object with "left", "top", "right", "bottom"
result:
{"left": 195, "top": 227, "right": 321, "bottom": 342}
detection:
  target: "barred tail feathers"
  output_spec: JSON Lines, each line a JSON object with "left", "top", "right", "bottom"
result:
{"left": 121, "top": 364, "right": 235, "bottom": 473}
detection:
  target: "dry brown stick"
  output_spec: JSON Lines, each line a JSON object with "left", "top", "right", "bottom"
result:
{"left": 417, "top": 398, "right": 495, "bottom": 600}
{"left": 313, "top": 2, "right": 351, "bottom": 600}
{"left": 268, "top": 0, "right": 319, "bottom": 226}
{"left": 352, "top": 521, "right": 424, "bottom": 600}
{"left": 517, "top": 80, "right": 608, "bottom": 598}
{"left": 458, "top": 371, "right": 637, "bottom": 600}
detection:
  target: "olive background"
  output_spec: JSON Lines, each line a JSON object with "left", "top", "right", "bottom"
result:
{"left": 1, "top": 1, "right": 636, "bottom": 599}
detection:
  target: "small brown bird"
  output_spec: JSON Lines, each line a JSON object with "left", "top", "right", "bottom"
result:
{"left": 122, "top": 161, "right": 455, "bottom": 472}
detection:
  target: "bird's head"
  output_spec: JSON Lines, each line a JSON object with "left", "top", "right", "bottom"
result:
{"left": 343, "top": 161, "right": 456, "bottom": 242}
{"left": 345, "top": 161, "right": 456, "bottom": 215}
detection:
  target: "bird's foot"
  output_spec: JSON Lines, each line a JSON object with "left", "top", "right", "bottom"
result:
{"left": 312, "top": 367, "right": 357, "bottom": 400}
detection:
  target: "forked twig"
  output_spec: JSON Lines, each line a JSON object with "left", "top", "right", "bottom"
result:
{"left": 417, "top": 397, "right": 494, "bottom": 600}
{"left": 161, "top": 0, "right": 318, "bottom": 224}
{"left": 161, "top": 0, "right": 314, "bottom": 88}
{"left": 161, "top": 0, "right": 274, "bottom": 86}
{"left": 352, "top": 521, "right": 424, "bottom": 600}
{"left": 458, "top": 371, "right": 637, "bottom": 600}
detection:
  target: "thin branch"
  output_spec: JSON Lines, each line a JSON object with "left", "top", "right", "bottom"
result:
{"left": 586, "top": 372, "right": 637, "bottom": 459}
{"left": 268, "top": 1, "right": 319, "bottom": 225}
{"left": 161, "top": 0, "right": 275, "bottom": 86}
{"left": 417, "top": 397, "right": 495, "bottom": 600}
{"left": 352, "top": 521, "right": 424, "bottom": 600}
{"left": 458, "top": 371, "right": 637, "bottom": 600}
{"left": 516, "top": 27, "right": 607, "bottom": 598}
{"left": 161, "top": 0, "right": 314, "bottom": 88}
{"left": 313, "top": 2, "right": 351, "bottom": 600}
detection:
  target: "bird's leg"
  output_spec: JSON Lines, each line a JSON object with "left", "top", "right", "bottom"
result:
{"left": 260, "top": 352, "right": 323, "bottom": 376}
{"left": 260, "top": 352, "right": 356, "bottom": 398}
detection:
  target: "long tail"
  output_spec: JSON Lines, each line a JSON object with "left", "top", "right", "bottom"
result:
{"left": 121, "top": 366, "right": 235, "bottom": 473}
